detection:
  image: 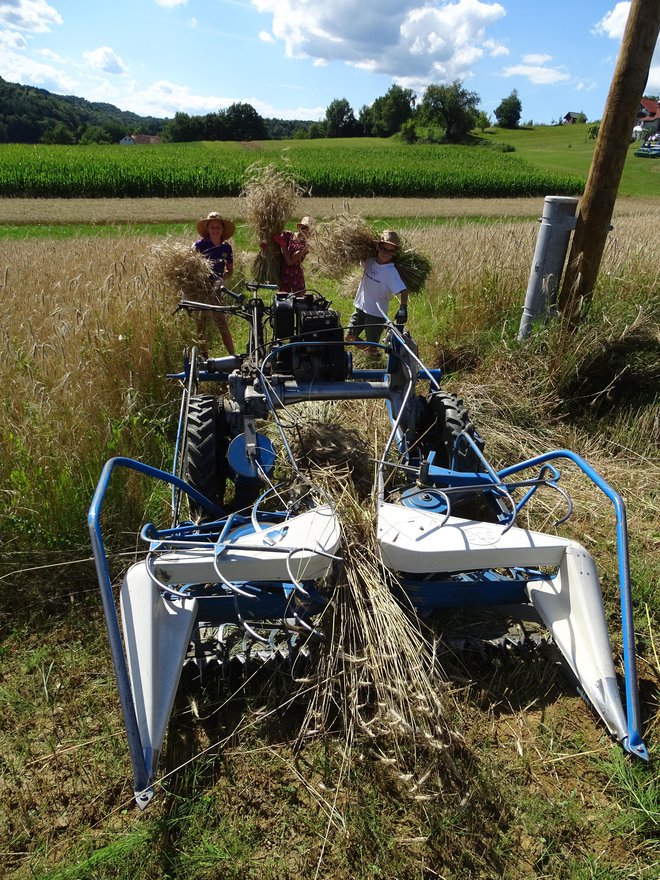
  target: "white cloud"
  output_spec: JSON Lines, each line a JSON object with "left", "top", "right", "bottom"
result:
{"left": 593, "top": 2, "right": 630, "bottom": 40}
{"left": 153, "top": 0, "right": 190, "bottom": 8}
{"left": 502, "top": 64, "right": 569, "bottom": 86}
{"left": 112, "top": 78, "right": 324, "bottom": 119}
{"left": 575, "top": 79, "right": 597, "bottom": 93}
{"left": 38, "top": 48, "right": 66, "bottom": 63}
{"left": 0, "top": 0, "right": 62, "bottom": 32}
{"left": 0, "top": 49, "right": 77, "bottom": 93}
{"left": 0, "top": 28, "right": 28, "bottom": 50}
{"left": 251, "top": 0, "right": 507, "bottom": 84}
{"left": 83, "top": 47, "right": 128, "bottom": 75}
{"left": 486, "top": 41, "right": 509, "bottom": 58}
{"left": 594, "top": 1, "right": 659, "bottom": 84}
{"left": 522, "top": 53, "right": 551, "bottom": 65}
{"left": 259, "top": 30, "right": 274, "bottom": 43}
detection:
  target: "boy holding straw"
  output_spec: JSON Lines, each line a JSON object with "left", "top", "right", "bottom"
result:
{"left": 345, "top": 230, "right": 408, "bottom": 347}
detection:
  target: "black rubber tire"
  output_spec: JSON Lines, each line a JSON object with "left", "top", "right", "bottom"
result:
{"left": 424, "top": 391, "right": 484, "bottom": 471}
{"left": 185, "top": 395, "right": 230, "bottom": 520}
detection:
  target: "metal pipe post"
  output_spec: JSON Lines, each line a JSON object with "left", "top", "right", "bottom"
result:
{"left": 518, "top": 195, "right": 579, "bottom": 340}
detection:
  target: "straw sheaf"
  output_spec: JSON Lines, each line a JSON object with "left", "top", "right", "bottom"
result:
{"left": 240, "top": 161, "right": 308, "bottom": 285}
{"left": 313, "top": 214, "right": 431, "bottom": 294}
{"left": 148, "top": 239, "right": 215, "bottom": 299}
{"left": 283, "top": 408, "right": 467, "bottom": 796}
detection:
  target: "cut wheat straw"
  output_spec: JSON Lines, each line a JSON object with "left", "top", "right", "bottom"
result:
{"left": 240, "top": 162, "right": 307, "bottom": 285}
{"left": 148, "top": 239, "right": 214, "bottom": 299}
{"left": 283, "top": 413, "right": 467, "bottom": 797}
{"left": 312, "top": 213, "right": 431, "bottom": 294}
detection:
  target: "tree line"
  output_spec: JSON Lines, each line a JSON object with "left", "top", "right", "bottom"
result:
{"left": 163, "top": 84, "right": 525, "bottom": 144}
{"left": 0, "top": 74, "right": 532, "bottom": 146}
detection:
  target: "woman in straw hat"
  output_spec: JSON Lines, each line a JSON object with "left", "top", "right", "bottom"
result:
{"left": 271, "top": 216, "right": 313, "bottom": 293}
{"left": 193, "top": 212, "right": 236, "bottom": 356}
{"left": 345, "top": 229, "right": 408, "bottom": 350}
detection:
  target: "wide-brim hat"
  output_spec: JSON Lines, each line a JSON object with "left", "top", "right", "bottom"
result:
{"left": 196, "top": 212, "right": 236, "bottom": 240}
{"left": 379, "top": 229, "right": 400, "bottom": 249}
{"left": 297, "top": 216, "right": 313, "bottom": 229}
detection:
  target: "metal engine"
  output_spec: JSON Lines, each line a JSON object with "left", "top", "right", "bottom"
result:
{"left": 272, "top": 292, "right": 347, "bottom": 381}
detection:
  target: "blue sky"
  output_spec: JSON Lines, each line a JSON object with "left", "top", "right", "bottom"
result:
{"left": 0, "top": 1, "right": 658, "bottom": 125}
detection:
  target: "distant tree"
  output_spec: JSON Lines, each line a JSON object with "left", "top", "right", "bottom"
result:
{"left": 419, "top": 81, "right": 479, "bottom": 142}
{"left": 40, "top": 122, "right": 75, "bottom": 144}
{"left": 399, "top": 119, "right": 418, "bottom": 144}
{"left": 325, "top": 98, "right": 361, "bottom": 138}
{"left": 222, "top": 103, "right": 267, "bottom": 140}
{"left": 362, "top": 85, "right": 415, "bottom": 137}
{"left": 494, "top": 89, "right": 522, "bottom": 129}
{"left": 203, "top": 112, "right": 230, "bottom": 141}
{"left": 308, "top": 121, "right": 327, "bottom": 139}
{"left": 78, "top": 125, "right": 113, "bottom": 145}
{"left": 475, "top": 110, "right": 491, "bottom": 133}
{"left": 162, "top": 112, "right": 206, "bottom": 142}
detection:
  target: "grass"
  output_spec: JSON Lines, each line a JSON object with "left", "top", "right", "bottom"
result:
{"left": 0, "top": 195, "right": 658, "bottom": 879}
{"left": 477, "top": 122, "right": 660, "bottom": 198}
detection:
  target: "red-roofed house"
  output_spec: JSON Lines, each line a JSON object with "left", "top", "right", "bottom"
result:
{"left": 119, "top": 134, "right": 162, "bottom": 145}
{"left": 636, "top": 98, "right": 660, "bottom": 137}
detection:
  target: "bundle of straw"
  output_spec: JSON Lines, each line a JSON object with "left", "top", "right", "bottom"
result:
{"left": 148, "top": 239, "right": 214, "bottom": 299}
{"left": 313, "top": 214, "right": 431, "bottom": 294}
{"left": 240, "top": 162, "right": 306, "bottom": 285}
{"left": 295, "top": 478, "right": 467, "bottom": 797}
{"left": 281, "top": 405, "right": 467, "bottom": 796}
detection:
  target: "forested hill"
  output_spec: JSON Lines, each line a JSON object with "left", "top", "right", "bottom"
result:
{"left": 0, "top": 77, "right": 316, "bottom": 144}
{"left": 0, "top": 76, "right": 165, "bottom": 144}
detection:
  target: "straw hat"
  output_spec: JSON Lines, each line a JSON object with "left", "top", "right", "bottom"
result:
{"left": 379, "top": 229, "right": 400, "bottom": 249}
{"left": 297, "top": 216, "right": 313, "bottom": 230}
{"left": 196, "top": 212, "right": 236, "bottom": 240}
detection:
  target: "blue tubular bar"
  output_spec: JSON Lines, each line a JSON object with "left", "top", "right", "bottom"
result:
{"left": 498, "top": 449, "right": 647, "bottom": 760}
{"left": 87, "top": 456, "right": 226, "bottom": 798}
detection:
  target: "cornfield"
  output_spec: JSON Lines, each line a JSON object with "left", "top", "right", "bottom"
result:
{"left": 0, "top": 141, "right": 585, "bottom": 198}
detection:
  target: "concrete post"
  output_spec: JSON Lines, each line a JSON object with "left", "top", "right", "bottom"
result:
{"left": 518, "top": 195, "right": 579, "bottom": 340}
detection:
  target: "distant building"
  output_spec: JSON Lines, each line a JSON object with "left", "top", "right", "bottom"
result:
{"left": 119, "top": 133, "right": 162, "bottom": 145}
{"left": 636, "top": 98, "right": 660, "bottom": 137}
{"left": 563, "top": 112, "right": 585, "bottom": 124}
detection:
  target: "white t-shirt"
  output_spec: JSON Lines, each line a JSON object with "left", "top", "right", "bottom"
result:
{"left": 354, "top": 257, "right": 406, "bottom": 318}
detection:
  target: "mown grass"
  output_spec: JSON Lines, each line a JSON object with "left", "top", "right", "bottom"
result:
{"left": 477, "top": 122, "right": 660, "bottom": 198}
{"left": 0, "top": 203, "right": 658, "bottom": 879}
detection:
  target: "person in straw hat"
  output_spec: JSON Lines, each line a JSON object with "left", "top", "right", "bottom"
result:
{"left": 271, "top": 216, "right": 313, "bottom": 293}
{"left": 345, "top": 229, "right": 408, "bottom": 350}
{"left": 193, "top": 211, "right": 236, "bottom": 356}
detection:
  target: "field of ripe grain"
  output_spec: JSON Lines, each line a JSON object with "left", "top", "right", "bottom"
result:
{"left": 0, "top": 198, "right": 658, "bottom": 880}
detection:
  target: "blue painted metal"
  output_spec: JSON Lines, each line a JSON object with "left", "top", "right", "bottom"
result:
{"left": 498, "top": 449, "right": 647, "bottom": 760}
{"left": 88, "top": 456, "right": 227, "bottom": 800}
{"left": 90, "top": 287, "right": 649, "bottom": 807}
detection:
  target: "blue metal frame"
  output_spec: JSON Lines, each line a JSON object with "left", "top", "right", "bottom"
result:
{"left": 88, "top": 456, "right": 232, "bottom": 800}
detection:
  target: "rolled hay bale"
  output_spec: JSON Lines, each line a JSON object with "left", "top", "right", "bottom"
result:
{"left": 313, "top": 214, "right": 431, "bottom": 294}
{"left": 240, "top": 162, "right": 307, "bottom": 285}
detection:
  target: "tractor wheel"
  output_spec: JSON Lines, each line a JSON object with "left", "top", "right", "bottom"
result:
{"left": 185, "top": 395, "right": 230, "bottom": 520}
{"left": 424, "top": 391, "right": 484, "bottom": 471}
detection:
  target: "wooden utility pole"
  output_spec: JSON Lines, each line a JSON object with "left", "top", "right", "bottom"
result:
{"left": 558, "top": 0, "right": 660, "bottom": 325}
